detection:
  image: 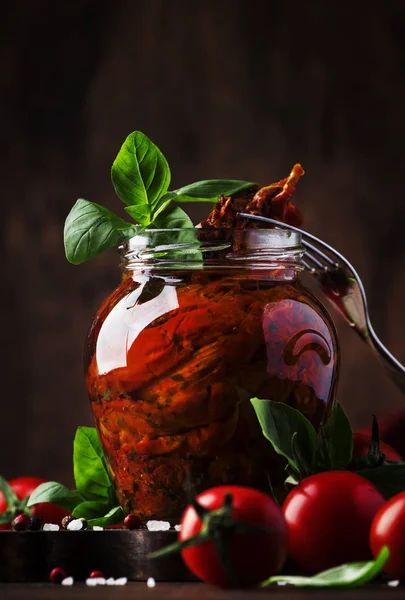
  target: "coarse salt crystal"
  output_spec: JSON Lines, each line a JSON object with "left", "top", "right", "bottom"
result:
{"left": 106, "top": 577, "right": 116, "bottom": 585}
{"left": 86, "top": 578, "right": 97, "bottom": 586}
{"left": 61, "top": 577, "right": 74, "bottom": 586}
{"left": 43, "top": 523, "right": 59, "bottom": 531}
{"left": 115, "top": 577, "right": 128, "bottom": 586}
{"left": 95, "top": 578, "right": 106, "bottom": 585}
{"left": 147, "top": 577, "right": 156, "bottom": 588}
{"left": 67, "top": 519, "right": 83, "bottom": 531}
{"left": 388, "top": 580, "right": 400, "bottom": 587}
{"left": 276, "top": 581, "right": 289, "bottom": 586}
{"left": 174, "top": 524, "right": 182, "bottom": 532}
{"left": 146, "top": 520, "right": 170, "bottom": 532}
{"left": 92, "top": 526, "right": 104, "bottom": 531}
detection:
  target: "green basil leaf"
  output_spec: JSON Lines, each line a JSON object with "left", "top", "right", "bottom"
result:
{"left": 154, "top": 203, "right": 194, "bottom": 229}
{"left": 153, "top": 205, "right": 202, "bottom": 264}
{"left": 173, "top": 179, "right": 256, "bottom": 202}
{"left": 152, "top": 192, "right": 178, "bottom": 221}
{"left": 357, "top": 462, "right": 405, "bottom": 499}
{"left": 111, "top": 131, "right": 170, "bottom": 210}
{"left": 319, "top": 402, "right": 353, "bottom": 469}
{"left": 73, "top": 427, "right": 115, "bottom": 503}
{"left": 291, "top": 432, "right": 312, "bottom": 480}
{"left": 262, "top": 546, "right": 389, "bottom": 588}
{"left": 64, "top": 199, "right": 137, "bottom": 264}
{"left": 88, "top": 506, "right": 125, "bottom": 528}
{"left": 251, "top": 398, "right": 317, "bottom": 474}
{"left": 315, "top": 428, "right": 332, "bottom": 471}
{"left": 125, "top": 204, "right": 152, "bottom": 226}
{"left": 0, "top": 476, "right": 20, "bottom": 510}
{"left": 72, "top": 500, "right": 112, "bottom": 520}
{"left": 27, "top": 482, "right": 82, "bottom": 512}
{"left": 135, "top": 278, "right": 166, "bottom": 306}
{"left": 125, "top": 193, "right": 191, "bottom": 230}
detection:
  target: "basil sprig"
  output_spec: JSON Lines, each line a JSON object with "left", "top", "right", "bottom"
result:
{"left": 251, "top": 398, "right": 405, "bottom": 498}
{"left": 64, "top": 130, "right": 256, "bottom": 264}
{"left": 251, "top": 399, "right": 353, "bottom": 484}
{"left": 27, "top": 426, "right": 124, "bottom": 528}
{"left": 262, "top": 546, "right": 389, "bottom": 588}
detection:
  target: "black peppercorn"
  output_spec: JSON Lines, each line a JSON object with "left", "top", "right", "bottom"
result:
{"left": 29, "top": 516, "right": 43, "bottom": 531}
{"left": 61, "top": 515, "right": 75, "bottom": 529}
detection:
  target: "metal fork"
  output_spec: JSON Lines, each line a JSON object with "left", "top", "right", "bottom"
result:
{"left": 239, "top": 213, "right": 405, "bottom": 395}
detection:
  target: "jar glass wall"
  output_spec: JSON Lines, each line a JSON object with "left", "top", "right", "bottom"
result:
{"left": 85, "top": 228, "right": 340, "bottom": 519}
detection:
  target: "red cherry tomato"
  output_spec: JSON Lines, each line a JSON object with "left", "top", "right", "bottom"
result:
{"left": 282, "top": 471, "right": 385, "bottom": 573}
{"left": 370, "top": 491, "right": 405, "bottom": 579}
{"left": 0, "top": 477, "right": 69, "bottom": 529}
{"left": 353, "top": 432, "right": 402, "bottom": 462}
{"left": 30, "top": 501, "right": 70, "bottom": 525}
{"left": 179, "top": 485, "right": 288, "bottom": 588}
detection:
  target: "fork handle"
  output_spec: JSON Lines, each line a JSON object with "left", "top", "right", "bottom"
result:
{"left": 367, "top": 326, "right": 405, "bottom": 396}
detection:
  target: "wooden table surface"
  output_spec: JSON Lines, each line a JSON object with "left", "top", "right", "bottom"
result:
{"left": 1, "top": 583, "right": 404, "bottom": 599}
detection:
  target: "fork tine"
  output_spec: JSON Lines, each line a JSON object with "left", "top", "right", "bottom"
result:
{"left": 302, "top": 258, "right": 316, "bottom": 272}
{"left": 303, "top": 251, "right": 327, "bottom": 271}
{"left": 302, "top": 240, "right": 339, "bottom": 268}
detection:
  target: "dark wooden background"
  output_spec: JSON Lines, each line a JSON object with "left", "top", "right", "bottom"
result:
{"left": 1, "top": 0, "right": 405, "bottom": 484}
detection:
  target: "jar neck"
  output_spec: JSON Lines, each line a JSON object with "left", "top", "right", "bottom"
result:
{"left": 119, "top": 227, "right": 304, "bottom": 276}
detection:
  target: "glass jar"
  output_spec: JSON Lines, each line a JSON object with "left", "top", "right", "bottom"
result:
{"left": 85, "top": 228, "right": 339, "bottom": 519}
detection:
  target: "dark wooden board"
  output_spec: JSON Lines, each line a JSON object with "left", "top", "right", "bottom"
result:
{"left": 0, "top": 582, "right": 404, "bottom": 600}
{"left": 0, "top": 530, "right": 195, "bottom": 582}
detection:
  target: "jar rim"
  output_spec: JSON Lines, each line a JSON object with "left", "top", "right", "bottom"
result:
{"left": 120, "top": 226, "right": 304, "bottom": 271}
{"left": 122, "top": 226, "right": 301, "bottom": 248}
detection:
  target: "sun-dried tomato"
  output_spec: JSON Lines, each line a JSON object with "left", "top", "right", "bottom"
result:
{"left": 200, "top": 164, "right": 304, "bottom": 229}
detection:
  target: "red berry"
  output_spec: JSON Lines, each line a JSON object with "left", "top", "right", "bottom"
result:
{"left": 124, "top": 513, "right": 141, "bottom": 529}
{"left": 89, "top": 570, "right": 104, "bottom": 578}
{"left": 12, "top": 514, "right": 31, "bottom": 531}
{"left": 49, "top": 567, "right": 66, "bottom": 583}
